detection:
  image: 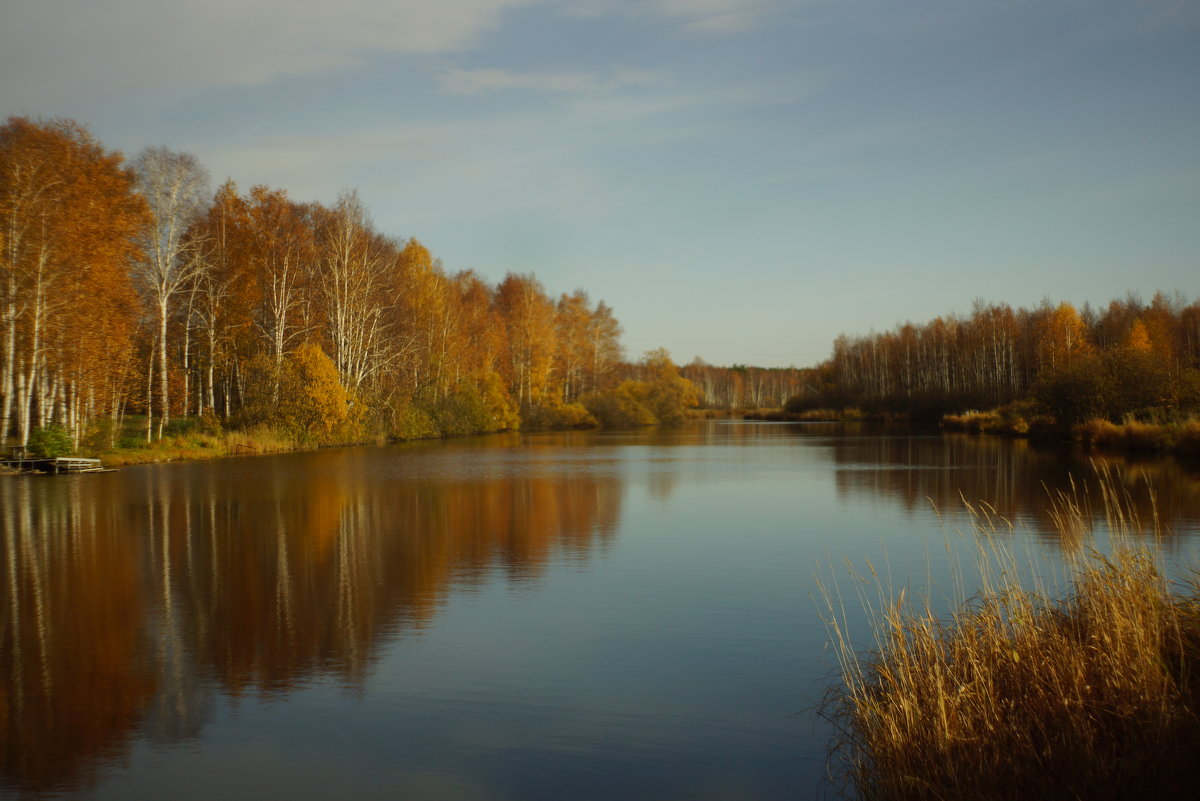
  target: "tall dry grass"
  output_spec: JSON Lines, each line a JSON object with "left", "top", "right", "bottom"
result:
{"left": 822, "top": 467, "right": 1200, "bottom": 800}
{"left": 98, "top": 424, "right": 303, "bottom": 466}
{"left": 1076, "top": 417, "right": 1200, "bottom": 457}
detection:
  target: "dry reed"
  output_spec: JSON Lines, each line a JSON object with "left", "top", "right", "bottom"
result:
{"left": 1076, "top": 417, "right": 1200, "bottom": 457}
{"left": 822, "top": 466, "right": 1200, "bottom": 800}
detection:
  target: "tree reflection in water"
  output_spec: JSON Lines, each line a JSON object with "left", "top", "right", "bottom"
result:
{"left": 0, "top": 446, "right": 621, "bottom": 796}
{"left": 0, "top": 427, "right": 1197, "bottom": 797}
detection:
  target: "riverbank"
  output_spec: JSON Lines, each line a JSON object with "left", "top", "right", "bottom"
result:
{"left": 943, "top": 409, "right": 1200, "bottom": 458}
{"left": 3, "top": 418, "right": 411, "bottom": 470}
{"left": 824, "top": 471, "right": 1200, "bottom": 800}
{"left": 744, "top": 405, "right": 1200, "bottom": 460}
{"left": 92, "top": 425, "right": 317, "bottom": 467}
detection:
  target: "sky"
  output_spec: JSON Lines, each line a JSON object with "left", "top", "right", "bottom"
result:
{"left": 3, "top": 0, "right": 1198, "bottom": 367}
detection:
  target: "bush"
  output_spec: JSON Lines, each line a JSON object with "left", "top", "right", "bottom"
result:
{"left": 523, "top": 401, "right": 598, "bottom": 431}
{"left": 432, "top": 384, "right": 494, "bottom": 437}
{"left": 197, "top": 407, "right": 223, "bottom": 436}
{"left": 1034, "top": 356, "right": 1112, "bottom": 429}
{"left": 27, "top": 424, "right": 74, "bottom": 458}
{"left": 479, "top": 371, "right": 521, "bottom": 432}
{"left": 79, "top": 418, "right": 117, "bottom": 452}
{"left": 387, "top": 401, "right": 438, "bottom": 441}
{"left": 580, "top": 383, "right": 658, "bottom": 428}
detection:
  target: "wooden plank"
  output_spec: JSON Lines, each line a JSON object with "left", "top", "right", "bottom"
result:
{"left": 1, "top": 456, "right": 112, "bottom": 474}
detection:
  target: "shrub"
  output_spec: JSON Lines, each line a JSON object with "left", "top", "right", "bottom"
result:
{"left": 387, "top": 401, "right": 438, "bottom": 441}
{"left": 1034, "top": 357, "right": 1112, "bottom": 429}
{"left": 580, "top": 383, "right": 658, "bottom": 428}
{"left": 479, "top": 371, "right": 521, "bottom": 432}
{"left": 197, "top": 407, "right": 223, "bottom": 436}
{"left": 79, "top": 418, "right": 117, "bottom": 452}
{"left": 274, "top": 343, "right": 353, "bottom": 445}
{"left": 523, "top": 401, "right": 598, "bottom": 431}
{"left": 432, "top": 384, "right": 494, "bottom": 437}
{"left": 27, "top": 424, "right": 74, "bottom": 458}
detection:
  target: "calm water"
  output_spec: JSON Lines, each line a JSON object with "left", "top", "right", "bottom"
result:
{"left": 3, "top": 422, "right": 1200, "bottom": 800}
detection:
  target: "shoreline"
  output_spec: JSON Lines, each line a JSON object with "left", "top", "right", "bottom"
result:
{"left": 942, "top": 410, "right": 1200, "bottom": 459}
{"left": 741, "top": 408, "right": 1200, "bottom": 463}
{"left": 8, "top": 413, "right": 1200, "bottom": 473}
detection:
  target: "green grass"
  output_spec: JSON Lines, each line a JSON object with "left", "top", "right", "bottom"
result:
{"left": 85, "top": 415, "right": 304, "bottom": 466}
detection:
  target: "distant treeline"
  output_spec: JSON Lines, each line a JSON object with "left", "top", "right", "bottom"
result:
{"left": 1, "top": 116, "right": 649, "bottom": 449}
{"left": 788, "top": 294, "right": 1200, "bottom": 426}
{"left": 678, "top": 361, "right": 810, "bottom": 410}
{"left": 616, "top": 360, "right": 809, "bottom": 411}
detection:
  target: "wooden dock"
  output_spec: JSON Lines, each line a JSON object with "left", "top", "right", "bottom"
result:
{"left": 0, "top": 455, "right": 113, "bottom": 474}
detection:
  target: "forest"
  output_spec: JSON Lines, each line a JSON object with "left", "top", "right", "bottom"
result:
{"left": 7, "top": 115, "right": 1197, "bottom": 460}
{"left": 0, "top": 116, "right": 726, "bottom": 455}
{"left": 789, "top": 294, "right": 1200, "bottom": 436}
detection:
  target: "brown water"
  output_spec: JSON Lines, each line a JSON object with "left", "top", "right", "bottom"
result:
{"left": 2, "top": 422, "right": 1199, "bottom": 800}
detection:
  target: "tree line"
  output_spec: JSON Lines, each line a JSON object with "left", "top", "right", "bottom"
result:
{"left": 676, "top": 360, "right": 810, "bottom": 410}
{"left": 1, "top": 116, "right": 632, "bottom": 449}
{"left": 792, "top": 294, "right": 1200, "bottom": 425}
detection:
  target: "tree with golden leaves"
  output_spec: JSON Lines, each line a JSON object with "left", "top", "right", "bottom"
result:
{"left": 494, "top": 272, "right": 557, "bottom": 408}
{"left": 245, "top": 186, "right": 316, "bottom": 394}
{"left": 188, "top": 180, "right": 255, "bottom": 418}
{"left": 0, "top": 117, "right": 146, "bottom": 447}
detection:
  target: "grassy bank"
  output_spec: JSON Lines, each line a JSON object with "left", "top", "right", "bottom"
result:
{"left": 943, "top": 407, "right": 1200, "bottom": 459}
{"left": 91, "top": 424, "right": 314, "bottom": 467}
{"left": 941, "top": 406, "right": 1039, "bottom": 436}
{"left": 823, "top": 471, "right": 1200, "bottom": 800}
{"left": 1075, "top": 418, "right": 1200, "bottom": 457}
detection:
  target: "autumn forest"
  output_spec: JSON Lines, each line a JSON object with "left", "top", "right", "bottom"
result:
{"left": 3, "top": 115, "right": 1199, "bottom": 460}
{"left": 795, "top": 295, "right": 1200, "bottom": 432}
{"left": 0, "top": 116, "right": 644, "bottom": 452}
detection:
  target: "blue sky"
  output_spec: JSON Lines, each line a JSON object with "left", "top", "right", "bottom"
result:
{"left": 3, "top": 0, "right": 1198, "bottom": 366}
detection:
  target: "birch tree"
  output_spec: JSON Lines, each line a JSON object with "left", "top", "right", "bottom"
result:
{"left": 132, "top": 147, "right": 209, "bottom": 437}
{"left": 0, "top": 117, "right": 144, "bottom": 446}
{"left": 315, "top": 192, "right": 391, "bottom": 395}
{"left": 494, "top": 273, "right": 557, "bottom": 408}
{"left": 246, "top": 186, "right": 314, "bottom": 390}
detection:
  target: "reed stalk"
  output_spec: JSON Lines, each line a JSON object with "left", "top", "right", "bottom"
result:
{"left": 821, "top": 466, "right": 1200, "bottom": 800}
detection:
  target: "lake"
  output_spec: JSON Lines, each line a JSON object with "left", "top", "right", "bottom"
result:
{"left": 3, "top": 422, "right": 1199, "bottom": 800}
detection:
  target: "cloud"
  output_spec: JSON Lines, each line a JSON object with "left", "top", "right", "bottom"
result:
{"left": 559, "top": 0, "right": 787, "bottom": 34}
{"left": 437, "top": 67, "right": 669, "bottom": 95}
{"left": 0, "top": 0, "right": 537, "bottom": 111}
{"left": 198, "top": 112, "right": 607, "bottom": 230}
{"left": 656, "top": 0, "right": 782, "bottom": 32}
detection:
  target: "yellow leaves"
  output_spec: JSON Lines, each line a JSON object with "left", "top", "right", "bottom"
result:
{"left": 1038, "top": 302, "right": 1093, "bottom": 369}
{"left": 1124, "top": 320, "right": 1152, "bottom": 353}
{"left": 279, "top": 343, "right": 351, "bottom": 444}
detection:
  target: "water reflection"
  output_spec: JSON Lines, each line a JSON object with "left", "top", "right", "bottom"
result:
{"left": 812, "top": 425, "right": 1200, "bottom": 541}
{"left": 1, "top": 479, "right": 155, "bottom": 796}
{"left": 1, "top": 426, "right": 1199, "bottom": 799}
{"left": 0, "top": 446, "right": 621, "bottom": 797}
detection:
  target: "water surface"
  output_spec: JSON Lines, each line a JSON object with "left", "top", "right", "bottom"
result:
{"left": 3, "top": 422, "right": 1199, "bottom": 799}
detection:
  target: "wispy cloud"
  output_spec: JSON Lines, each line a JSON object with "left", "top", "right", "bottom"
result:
{"left": 437, "top": 67, "right": 669, "bottom": 95}
{"left": 560, "top": 0, "right": 788, "bottom": 34}
{"left": 656, "top": 0, "right": 784, "bottom": 34}
{"left": 0, "top": 0, "right": 537, "bottom": 110}
{"left": 199, "top": 111, "right": 609, "bottom": 231}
